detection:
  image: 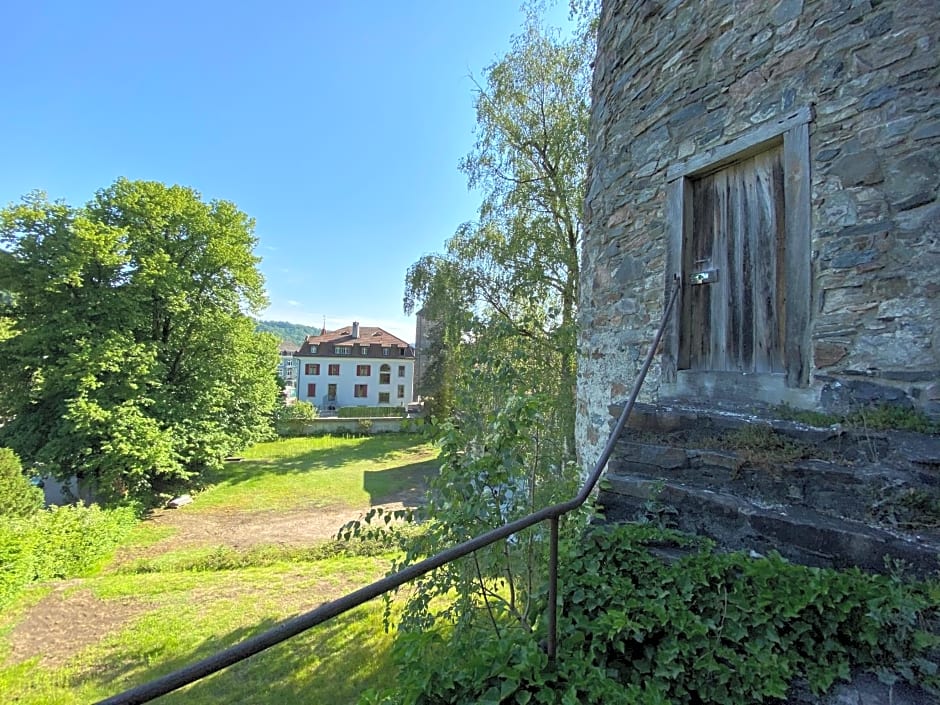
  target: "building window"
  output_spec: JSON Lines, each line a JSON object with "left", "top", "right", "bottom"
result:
{"left": 335, "top": 346, "right": 351, "bottom": 355}
{"left": 304, "top": 363, "right": 320, "bottom": 375}
{"left": 356, "top": 364, "right": 371, "bottom": 376}
{"left": 378, "top": 392, "right": 390, "bottom": 404}
{"left": 379, "top": 364, "right": 391, "bottom": 384}
{"left": 397, "top": 384, "right": 405, "bottom": 399}
{"left": 310, "top": 345, "right": 318, "bottom": 354}
{"left": 360, "top": 346, "right": 369, "bottom": 355}
{"left": 327, "top": 383, "right": 337, "bottom": 399}
{"left": 307, "top": 383, "right": 316, "bottom": 397}
{"left": 398, "top": 365, "right": 405, "bottom": 377}
{"left": 383, "top": 347, "right": 390, "bottom": 356}
{"left": 354, "top": 384, "right": 368, "bottom": 398}
{"left": 328, "top": 364, "right": 340, "bottom": 376}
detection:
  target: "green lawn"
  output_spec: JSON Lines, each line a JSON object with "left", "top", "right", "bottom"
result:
{"left": 0, "top": 434, "right": 437, "bottom": 705}
{"left": 195, "top": 435, "right": 438, "bottom": 511}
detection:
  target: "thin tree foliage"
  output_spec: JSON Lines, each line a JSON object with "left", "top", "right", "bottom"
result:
{"left": 372, "top": 2, "right": 597, "bottom": 669}
{"left": 405, "top": 17, "right": 592, "bottom": 455}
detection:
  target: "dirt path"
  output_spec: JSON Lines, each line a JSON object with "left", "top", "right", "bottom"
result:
{"left": 5, "top": 483, "right": 429, "bottom": 669}
{"left": 5, "top": 584, "right": 150, "bottom": 668}
{"left": 121, "top": 496, "right": 422, "bottom": 561}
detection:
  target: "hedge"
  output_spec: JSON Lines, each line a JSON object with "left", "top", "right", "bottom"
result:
{"left": 337, "top": 406, "right": 406, "bottom": 418}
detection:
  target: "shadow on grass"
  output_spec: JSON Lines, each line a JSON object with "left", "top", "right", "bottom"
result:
{"left": 193, "top": 435, "right": 439, "bottom": 502}
{"left": 210, "top": 436, "right": 429, "bottom": 478}
{"left": 363, "top": 460, "right": 437, "bottom": 507}
{"left": 89, "top": 607, "right": 394, "bottom": 705}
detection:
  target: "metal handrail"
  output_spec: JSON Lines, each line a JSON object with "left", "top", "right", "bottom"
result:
{"left": 99, "top": 278, "right": 680, "bottom": 705}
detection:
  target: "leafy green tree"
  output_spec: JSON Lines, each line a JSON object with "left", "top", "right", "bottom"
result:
{"left": 407, "top": 256, "right": 472, "bottom": 421}
{"left": 372, "top": 0, "right": 596, "bottom": 683}
{"left": 405, "top": 16, "right": 591, "bottom": 455}
{"left": 0, "top": 179, "right": 279, "bottom": 504}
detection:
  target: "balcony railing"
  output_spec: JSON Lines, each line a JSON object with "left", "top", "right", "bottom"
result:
{"left": 99, "top": 280, "right": 680, "bottom": 705}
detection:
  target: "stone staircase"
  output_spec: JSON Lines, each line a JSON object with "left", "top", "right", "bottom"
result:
{"left": 598, "top": 401, "right": 940, "bottom": 576}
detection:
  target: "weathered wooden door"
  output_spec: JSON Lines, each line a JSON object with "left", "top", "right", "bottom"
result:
{"left": 682, "top": 147, "right": 786, "bottom": 373}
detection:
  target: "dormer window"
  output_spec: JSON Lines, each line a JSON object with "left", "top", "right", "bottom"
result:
{"left": 360, "top": 346, "right": 369, "bottom": 355}
{"left": 383, "top": 347, "right": 390, "bottom": 356}
{"left": 310, "top": 345, "right": 318, "bottom": 354}
{"left": 335, "top": 346, "right": 351, "bottom": 356}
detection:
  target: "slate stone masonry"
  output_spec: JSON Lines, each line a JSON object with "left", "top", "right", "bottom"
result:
{"left": 578, "top": 0, "right": 940, "bottom": 469}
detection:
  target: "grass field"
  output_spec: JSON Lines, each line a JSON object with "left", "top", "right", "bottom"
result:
{"left": 0, "top": 434, "right": 437, "bottom": 705}
{"left": 194, "top": 435, "right": 438, "bottom": 511}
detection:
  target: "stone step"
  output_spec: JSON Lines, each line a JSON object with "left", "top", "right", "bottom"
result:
{"left": 610, "top": 438, "right": 939, "bottom": 530}
{"left": 611, "top": 400, "right": 940, "bottom": 471}
{"left": 599, "top": 474, "right": 940, "bottom": 577}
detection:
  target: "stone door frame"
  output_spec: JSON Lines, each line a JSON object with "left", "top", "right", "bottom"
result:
{"left": 663, "top": 105, "right": 813, "bottom": 394}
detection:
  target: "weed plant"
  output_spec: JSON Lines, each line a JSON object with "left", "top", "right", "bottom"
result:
{"left": 775, "top": 403, "right": 939, "bottom": 435}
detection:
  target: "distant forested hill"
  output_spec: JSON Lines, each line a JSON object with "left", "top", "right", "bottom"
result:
{"left": 255, "top": 320, "right": 320, "bottom": 344}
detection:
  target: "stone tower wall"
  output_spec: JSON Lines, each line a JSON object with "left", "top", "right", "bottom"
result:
{"left": 578, "top": 0, "right": 939, "bottom": 467}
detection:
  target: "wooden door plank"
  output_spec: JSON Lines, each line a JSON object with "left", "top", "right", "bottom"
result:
{"left": 784, "top": 123, "right": 811, "bottom": 387}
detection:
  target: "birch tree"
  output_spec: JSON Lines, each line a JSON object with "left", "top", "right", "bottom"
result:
{"left": 405, "top": 18, "right": 592, "bottom": 456}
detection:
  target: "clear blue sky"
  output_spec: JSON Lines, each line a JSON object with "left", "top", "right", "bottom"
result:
{"left": 0, "top": 1, "right": 572, "bottom": 343}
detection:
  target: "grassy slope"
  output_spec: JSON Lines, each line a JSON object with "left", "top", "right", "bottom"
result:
{"left": 0, "top": 434, "right": 437, "bottom": 705}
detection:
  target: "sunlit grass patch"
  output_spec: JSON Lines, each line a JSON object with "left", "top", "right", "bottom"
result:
{"left": 0, "top": 435, "right": 437, "bottom": 704}
{"left": 0, "top": 558, "right": 397, "bottom": 704}
{"left": 193, "top": 434, "right": 438, "bottom": 512}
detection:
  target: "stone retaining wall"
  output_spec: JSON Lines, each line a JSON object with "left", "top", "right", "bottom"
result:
{"left": 280, "top": 417, "right": 418, "bottom": 435}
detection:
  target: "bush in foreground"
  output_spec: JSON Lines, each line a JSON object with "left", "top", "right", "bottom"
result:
{"left": 363, "top": 524, "right": 939, "bottom": 704}
{"left": 0, "top": 447, "right": 43, "bottom": 519}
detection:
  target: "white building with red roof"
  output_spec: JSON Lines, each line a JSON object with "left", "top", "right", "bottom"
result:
{"left": 294, "top": 321, "right": 415, "bottom": 412}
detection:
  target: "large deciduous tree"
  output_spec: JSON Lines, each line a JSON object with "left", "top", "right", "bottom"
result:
{"left": 0, "top": 179, "right": 279, "bottom": 503}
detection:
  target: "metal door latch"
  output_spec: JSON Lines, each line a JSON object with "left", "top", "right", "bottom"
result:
{"left": 690, "top": 269, "right": 719, "bottom": 285}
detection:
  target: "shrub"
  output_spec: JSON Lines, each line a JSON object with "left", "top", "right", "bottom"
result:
{"left": 368, "top": 524, "right": 939, "bottom": 704}
{"left": 0, "top": 447, "right": 43, "bottom": 518}
{"left": 275, "top": 400, "right": 319, "bottom": 436}
{"left": 338, "top": 406, "right": 406, "bottom": 418}
{"left": 846, "top": 404, "right": 940, "bottom": 434}
{"left": 0, "top": 503, "right": 136, "bottom": 608}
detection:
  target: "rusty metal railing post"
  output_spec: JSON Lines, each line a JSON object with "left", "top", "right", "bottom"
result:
{"left": 547, "top": 516, "right": 559, "bottom": 665}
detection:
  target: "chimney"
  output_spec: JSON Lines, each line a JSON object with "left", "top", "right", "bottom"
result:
{"left": 351, "top": 321, "right": 360, "bottom": 339}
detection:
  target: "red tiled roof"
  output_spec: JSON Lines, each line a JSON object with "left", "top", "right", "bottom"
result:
{"left": 297, "top": 326, "right": 414, "bottom": 357}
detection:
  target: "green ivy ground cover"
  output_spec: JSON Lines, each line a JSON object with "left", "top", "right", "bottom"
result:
{"left": 365, "top": 524, "right": 939, "bottom": 705}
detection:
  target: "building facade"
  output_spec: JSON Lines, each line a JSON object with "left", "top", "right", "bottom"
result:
{"left": 277, "top": 342, "right": 300, "bottom": 402}
{"left": 577, "top": 0, "right": 939, "bottom": 468}
{"left": 294, "top": 322, "right": 415, "bottom": 412}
